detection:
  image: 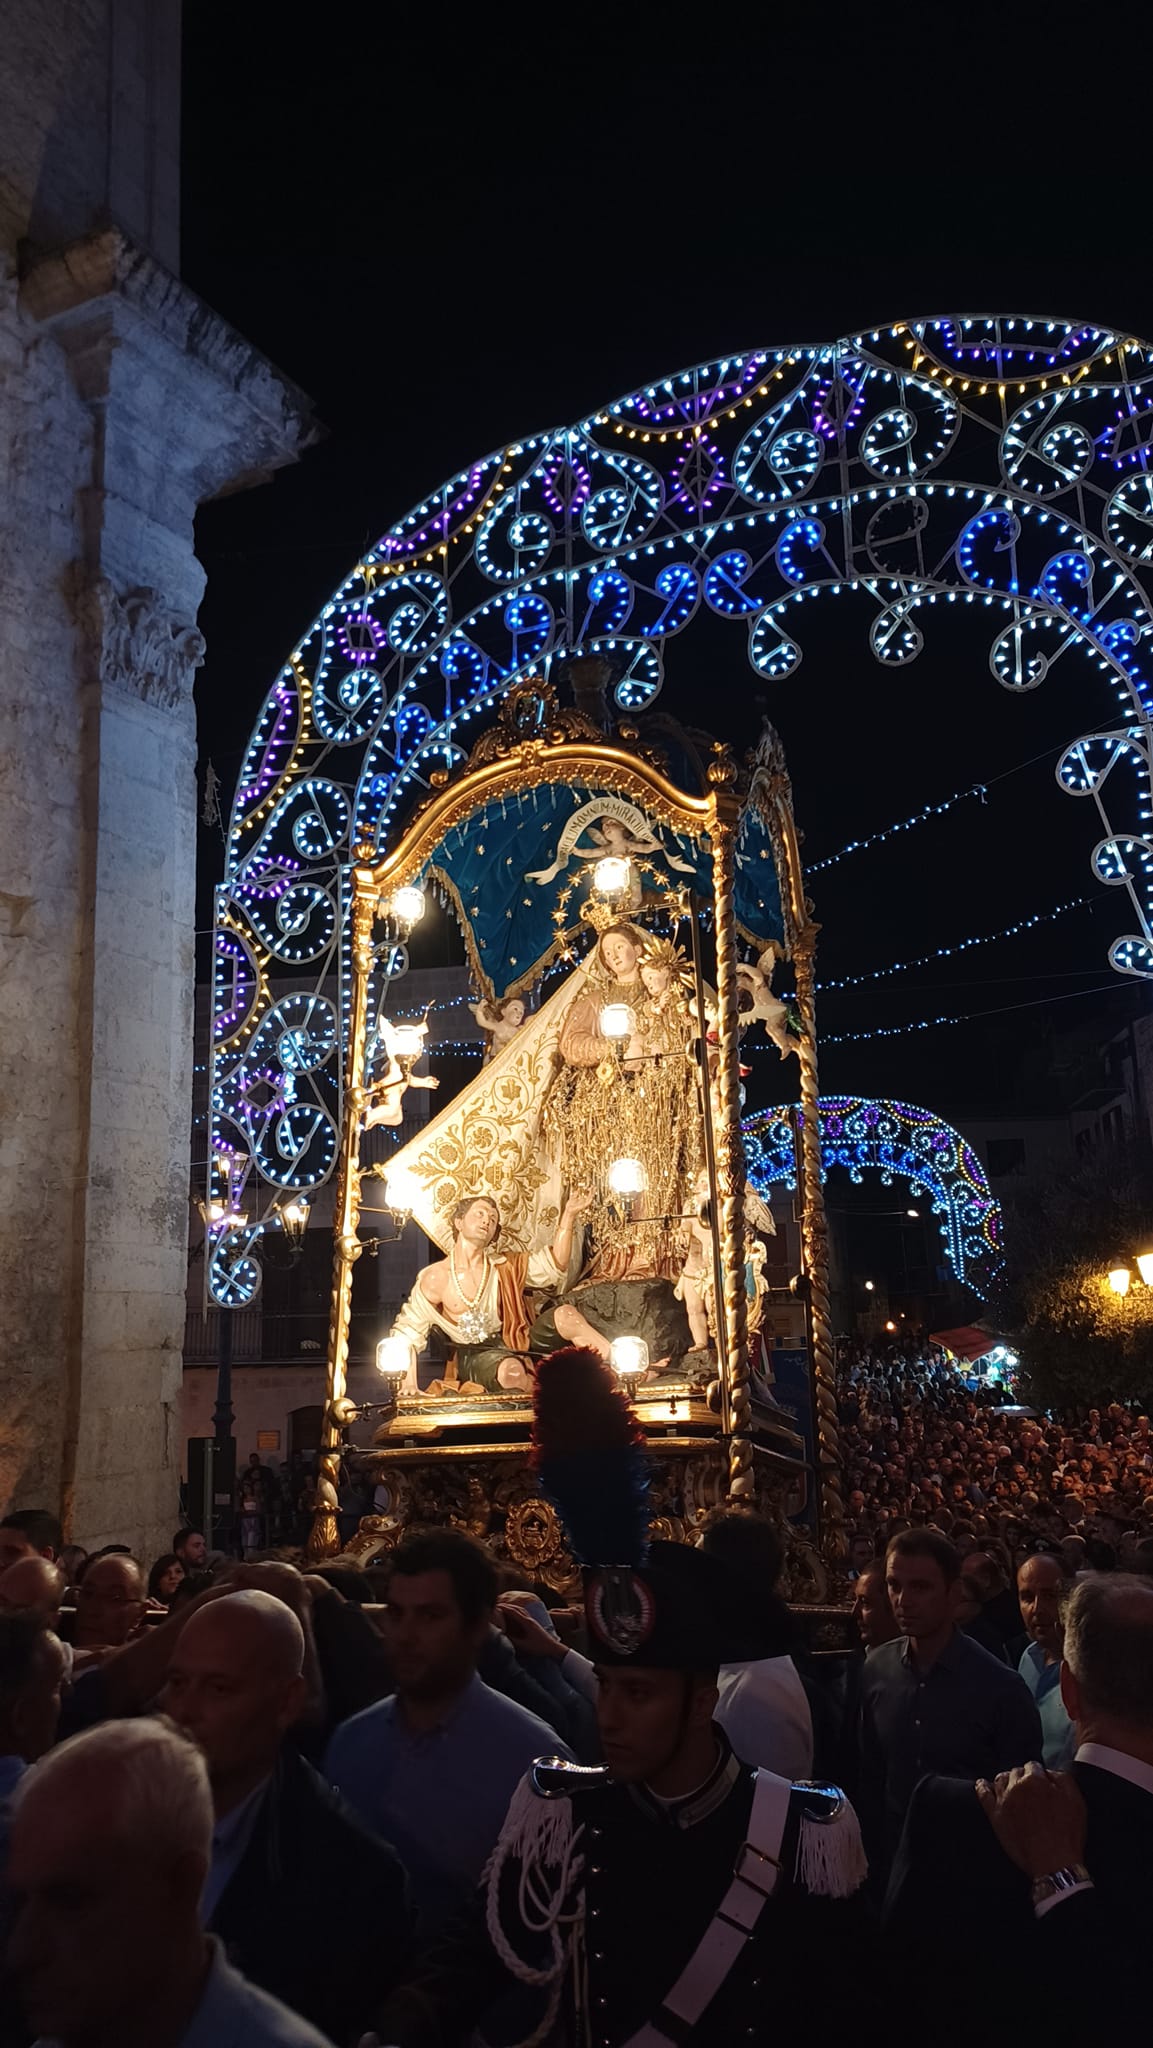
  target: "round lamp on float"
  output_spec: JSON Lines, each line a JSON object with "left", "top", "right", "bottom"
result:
{"left": 610, "top": 1335, "right": 649, "bottom": 1378}
{"left": 376, "top": 1335, "right": 413, "bottom": 1380}
{"left": 599, "top": 1002, "right": 635, "bottom": 1045}
{"left": 608, "top": 1156, "right": 647, "bottom": 1197}
{"left": 388, "top": 1022, "right": 426, "bottom": 1065}
{"left": 1108, "top": 1265, "right": 1132, "bottom": 1296}
{"left": 592, "top": 855, "right": 632, "bottom": 903}
{"left": 388, "top": 886, "right": 426, "bottom": 931}
{"left": 383, "top": 1165, "right": 421, "bottom": 1225}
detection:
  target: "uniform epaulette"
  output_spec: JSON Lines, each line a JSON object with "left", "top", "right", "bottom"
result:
{"left": 788, "top": 1779, "right": 868, "bottom": 1898}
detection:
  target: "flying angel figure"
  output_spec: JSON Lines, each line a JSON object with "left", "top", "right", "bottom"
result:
{"left": 363, "top": 1015, "right": 440, "bottom": 1129}
{"left": 735, "top": 945, "right": 799, "bottom": 1060}
{"left": 469, "top": 995, "right": 527, "bottom": 1064}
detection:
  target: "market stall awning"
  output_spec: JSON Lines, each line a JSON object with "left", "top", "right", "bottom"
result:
{"left": 930, "top": 1325, "right": 999, "bottom": 1363}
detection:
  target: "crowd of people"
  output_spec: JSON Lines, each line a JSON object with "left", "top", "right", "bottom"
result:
{"left": 0, "top": 1348, "right": 1148, "bottom": 2043}
{"left": 838, "top": 1339, "right": 1153, "bottom": 1577}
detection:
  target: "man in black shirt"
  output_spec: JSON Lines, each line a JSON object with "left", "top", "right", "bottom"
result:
{"left": 859, "top": 1530, "right": 1041, "bottom": 1868}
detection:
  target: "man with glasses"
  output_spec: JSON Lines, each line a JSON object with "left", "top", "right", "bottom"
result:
{"left": 74, "top": 1555, "right": 146, "bottom": 1658}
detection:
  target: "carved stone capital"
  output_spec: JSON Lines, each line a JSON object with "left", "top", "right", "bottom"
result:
{"left": 81, "top": 578, "right": 205, "bottom": 712}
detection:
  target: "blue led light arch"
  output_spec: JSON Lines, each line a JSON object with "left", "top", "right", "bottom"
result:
{"left": 208, "top": 314, "right": 1153, "bottom": 1303}
{"left": 742, "top": 1097, "right": 1002, "bottom": 1298}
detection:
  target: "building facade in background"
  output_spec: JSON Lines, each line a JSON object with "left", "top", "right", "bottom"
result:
{"left": 0, "top": 1, "right": 311, "bottom": 1553}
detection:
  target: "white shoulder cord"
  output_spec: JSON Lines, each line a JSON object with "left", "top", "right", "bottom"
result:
{"left": 480, "top": 1778, "right": 587, "bottom": 2048}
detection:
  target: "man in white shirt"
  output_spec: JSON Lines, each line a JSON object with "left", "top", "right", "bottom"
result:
{"left": 698, "top": 1510, "right": 814, "bottom": 1778}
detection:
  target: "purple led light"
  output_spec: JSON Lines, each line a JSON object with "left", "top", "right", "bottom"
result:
{"left": 233, "top": 855, "right": 303, "bottom": 903}
{"left": 336, "top": 608, "right": 388, "bottom": 667}
{"left": 812, "top": 360, "right": 869, "bottom": 441}
{"left": 630, "top": 356, "right": 768, "bottom": 426}
{"left": 1100, "top": 395, "right": 1153, "bottom": 469}
{"left": 672, "top": 435, "right": 725, "bottom": 512}
{"left": 932, "top": 321, "right": 1098, "bottom": 373}
{"left": 541, "top": 455, "right": 590, "bottom": 517}
{"left": 236, "top": 679, "right": 295, "bottom": 810}
{"left": 377, "top": 462, "right": 490, "bottom": 558}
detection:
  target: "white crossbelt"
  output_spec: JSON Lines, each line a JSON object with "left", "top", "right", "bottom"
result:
{"left": 623, "top": 1768, "right": 791, "bottom": 2048}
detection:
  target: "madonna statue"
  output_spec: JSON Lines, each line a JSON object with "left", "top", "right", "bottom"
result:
{"left": 374, "top": 919, "right": 709, "bottom": 1385}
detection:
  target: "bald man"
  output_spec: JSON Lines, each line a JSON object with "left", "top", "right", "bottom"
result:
{"left": 74, "top": 1553, "right": 145, "bottom": 1652}
{"left": 162, "top": 1591, "right": 410, "bottom": 2041}
{"left": 6, "top": 1718, "right": 332, "bottom": 2046}
{"left": 0, "top": 1558, "right": 64, "bottom": 1629}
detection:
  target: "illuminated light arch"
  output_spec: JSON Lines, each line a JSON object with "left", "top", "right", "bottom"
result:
{"left": 209, "top": 314, "right": 1153, "bottom": 1303}
{"left": 742, "top": 1096, "right": 1002, "bottom": 1297}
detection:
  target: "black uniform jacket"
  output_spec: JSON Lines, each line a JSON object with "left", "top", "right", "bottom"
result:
{"left": 378, "top": 1739, "right": 870, "bottom": 2047}
{"left": 211, "top": 1742, "right": 412, "bottom": 2047}
{"left": 883, "top": 1756, "right": 1153, "bottom": 2041}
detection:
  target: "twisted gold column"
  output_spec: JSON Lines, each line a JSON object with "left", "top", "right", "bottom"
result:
{"left": 707, "top": 752, "right": 753, "bottom": 1501}
{"left": 308, "top": 857, "right": 377, "bottom": 1562}
{"left": 791, "top": 931, "right": 845, "bottom": 1565}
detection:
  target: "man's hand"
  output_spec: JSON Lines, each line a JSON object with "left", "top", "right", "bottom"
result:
{"left": 975, "top": 1762, "right": 1087, "bottom": 1877}
{"left": 498, "top": 1597, "right": 567, "bottom": 1661}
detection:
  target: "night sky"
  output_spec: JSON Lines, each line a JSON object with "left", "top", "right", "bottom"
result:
{"left": 180, "top": 12, "right": 1153, "bottom": 1126}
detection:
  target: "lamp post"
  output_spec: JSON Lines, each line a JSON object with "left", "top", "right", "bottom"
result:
{"left": 1106, "top": 1248, "right": 1153, "bottom": 1295}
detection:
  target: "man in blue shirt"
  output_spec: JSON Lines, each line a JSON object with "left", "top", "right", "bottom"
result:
{"left": 1015, "top": 1551, "right": 1075, "bottom": 1767}
{"left": 325, "top": 1528, "right": 570, "bottom": 1928}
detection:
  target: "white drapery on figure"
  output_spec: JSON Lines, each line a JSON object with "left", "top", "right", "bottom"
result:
{"left": 368, "top": 964, "right": 597, "bottom": 1256}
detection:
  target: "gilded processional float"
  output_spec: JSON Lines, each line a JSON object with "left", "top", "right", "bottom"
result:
{"left": 309, "top": 671, "right": 843, "bottom": 1594}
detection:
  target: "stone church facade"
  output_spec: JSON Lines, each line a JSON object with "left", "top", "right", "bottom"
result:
{"left": 0, "top": 2, "right": 312, "bottom": 1554}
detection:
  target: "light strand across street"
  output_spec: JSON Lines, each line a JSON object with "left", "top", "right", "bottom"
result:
{"left": 814, "top": 895, "right": 1092, "bottom": 990}
{"left": 805, "top": 782, "right": 989, "bottom": 874}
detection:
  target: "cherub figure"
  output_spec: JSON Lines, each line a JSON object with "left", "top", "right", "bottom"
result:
{"left": 581, "top": 813, "right": 663, "bottom": 861}
{"left": 363, "top": 1016, "right": 440, "bottom": 1130}
{"left": 735, "top": 944, "right": 799, "bottom": 1059}
{"left": 675, "top": 1172, "right": 772, "bottom": 1357}
{"left": 470, "top": 994, "right": 527, "bottom": 1065}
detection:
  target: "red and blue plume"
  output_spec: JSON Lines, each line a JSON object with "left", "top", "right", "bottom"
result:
{"left": 531, "top": 1347, "right": 650, "bottom": 1568}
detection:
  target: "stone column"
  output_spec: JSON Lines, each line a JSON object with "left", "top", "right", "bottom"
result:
{"left": 0, "top": 231, "right": 312, "bottom": 1553}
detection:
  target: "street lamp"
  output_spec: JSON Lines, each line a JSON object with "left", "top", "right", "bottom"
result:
{"left": 279, "top": 1196, "right": 311, "bottom": 1249}
{"left": 1109, "top": 1265, "right": 1133, "bottom": 1295}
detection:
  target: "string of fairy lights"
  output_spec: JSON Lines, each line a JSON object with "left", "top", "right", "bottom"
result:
{"left": 806, "top": 782, "right": 989, "bottom": 873}
{"left": 813, "top": 895, "right": 1092, "bottom": 991}
{"left": 816, "top": 979, "right": 1123, "bottom": 1048}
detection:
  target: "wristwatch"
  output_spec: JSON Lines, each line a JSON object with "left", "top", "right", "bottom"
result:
{"left": 1031, "top": 1863, "right": 1092, "bottom": 1908}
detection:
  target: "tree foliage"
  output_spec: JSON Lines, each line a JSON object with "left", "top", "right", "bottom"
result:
{"left": 992, "top": 1143, "right": 1153, "bottom": 1409}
